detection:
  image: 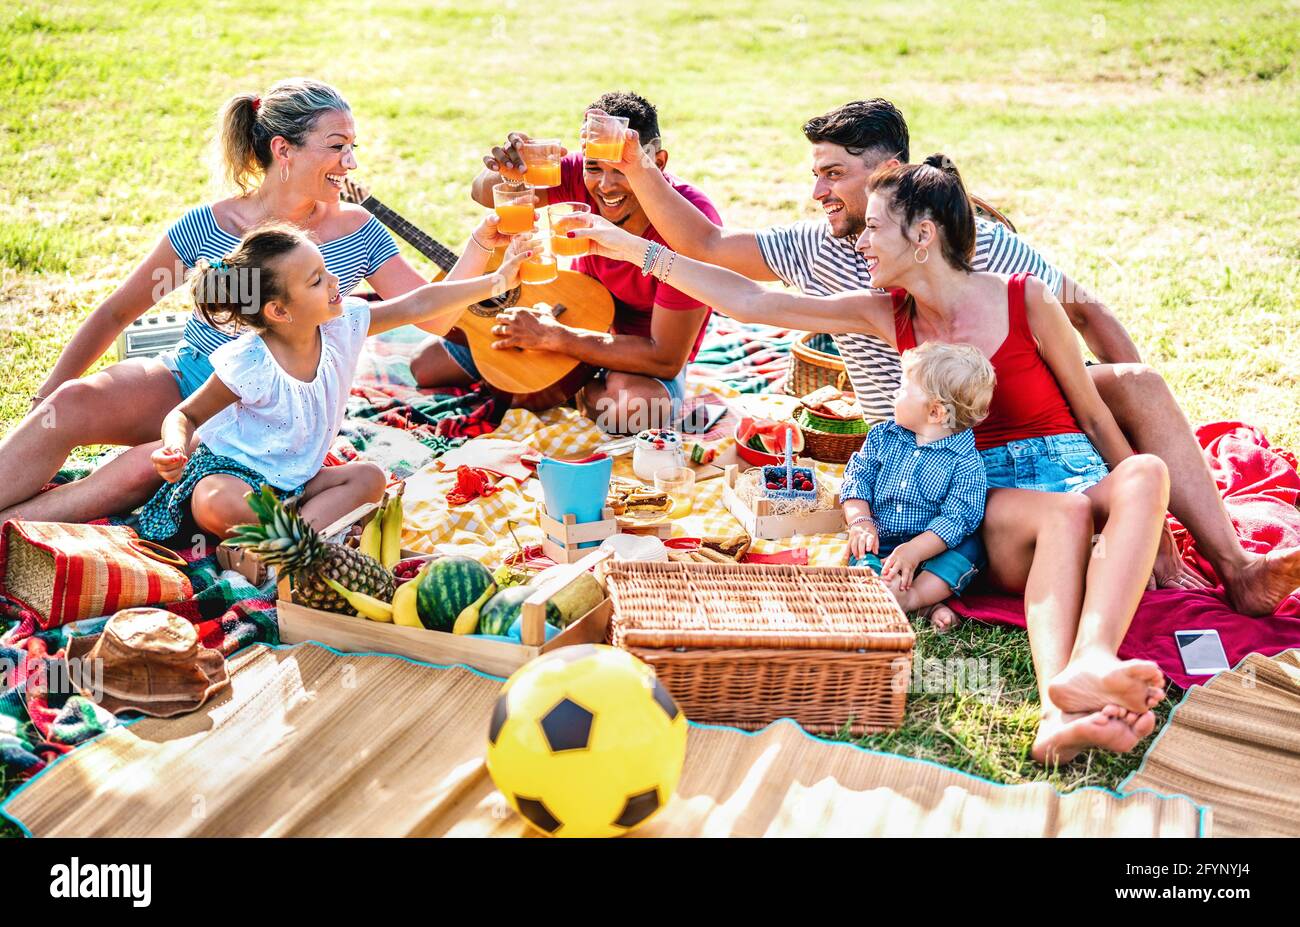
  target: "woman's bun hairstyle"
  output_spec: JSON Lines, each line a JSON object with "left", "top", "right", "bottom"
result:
{"left": 867, "top": 152, "right": 975, "bottom": 272}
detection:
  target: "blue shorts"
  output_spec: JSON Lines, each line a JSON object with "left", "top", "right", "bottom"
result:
{"left": 442, "top": 337, "right": 686, "bottom": 409}
{"left": 850, "top": 531, "right": 987, "bottom": 595}
{"left": 979, "top": 432, "right": 1110, "bottom": 495}
{"left": 159, "top": 342, "right": 215, "bottom": 399}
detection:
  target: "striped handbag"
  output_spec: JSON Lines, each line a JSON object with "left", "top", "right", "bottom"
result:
{"left": 0, "top": 521, "right": 192, "bottom": 629}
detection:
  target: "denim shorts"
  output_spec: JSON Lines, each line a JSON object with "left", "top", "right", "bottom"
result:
{"left": 850, "top": 531, "right": 987, "bottom": 595}
{"left": 442, "top": 337, "right": 686, "bottom": 409}
{"left": 979, "top": 432, "right": 1110, "bottom": 494}
{"left": 159, "top": 342, "right": 215, "bottom": 400}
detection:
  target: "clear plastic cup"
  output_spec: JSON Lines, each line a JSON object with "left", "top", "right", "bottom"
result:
{"left": 518, "top": 138, "right": 563, "bottom": 188}
{"left": 655, "top": 465, "right": 696, "bottom": 517}
{"left": 583, "top": 113, "right": 630, "bottom": 162}
{"left": 517, "top": 233, "right": 558, "bottom": 285}
{"left": 492, "top": 182, "right": 538, "bottom": 235}
{"left": 548, "top": 201, "right": 592, "bottom": 257}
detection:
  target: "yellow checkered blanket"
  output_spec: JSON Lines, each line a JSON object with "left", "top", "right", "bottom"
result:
{"left": 401, "top": 388, "right": 849, "bottom": 567}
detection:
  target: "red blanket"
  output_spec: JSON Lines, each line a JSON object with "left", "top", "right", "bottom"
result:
{"left": 950, "top": 422, "right": 1300, "bottom": 688}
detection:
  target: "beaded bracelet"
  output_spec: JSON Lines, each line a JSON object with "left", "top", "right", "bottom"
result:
{"left": 640, "top": 242, "right": 662, "bottom": 276}
{"left": 848, "top": 514, "right": 877, "bottom": 530}
{"left": 658, "top": 248, "right": 676, "bottom": 282}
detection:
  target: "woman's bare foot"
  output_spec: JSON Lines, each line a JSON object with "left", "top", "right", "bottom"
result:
{"left": 1031, "top": 706, "right": 1146, "bottom": 765}
{"left": 1224, "top": 548, "right": 1300, "bottom": 616}
{"left": 1047, "top": 653, "right": 1165, "bottom": 715}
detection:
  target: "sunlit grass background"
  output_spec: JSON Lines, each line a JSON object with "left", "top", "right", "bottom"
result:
{"left": 1, "top": 1, "right": 1296, "bottom": 826}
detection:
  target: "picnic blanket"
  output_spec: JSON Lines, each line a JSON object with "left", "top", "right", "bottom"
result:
{"left": 0, "top": 642, "right": 1204, "bottom": 837}
{"left": 949, "top": 421, "right": 1300, "bottom": 689}
{"left": 1122, "top": 648, "right": 1300, "bottom": 836}
{"left": 398, "top": 395, "right": 851, "bottom": 568}
{"left": 0, "top": 551, "right": 278, "bottom": 779}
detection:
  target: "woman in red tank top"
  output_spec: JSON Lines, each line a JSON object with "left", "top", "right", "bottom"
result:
{"left": 573, "top": 153, "right": 1174, "bottom": 766}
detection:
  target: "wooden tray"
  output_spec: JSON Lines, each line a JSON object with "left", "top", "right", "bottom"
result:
{"left": 277, "top": 549, "right": 613, "bottom": 677}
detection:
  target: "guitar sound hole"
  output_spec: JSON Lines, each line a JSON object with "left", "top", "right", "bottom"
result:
{"left": 469, "top": 287, "right": 520, "bottom": 316}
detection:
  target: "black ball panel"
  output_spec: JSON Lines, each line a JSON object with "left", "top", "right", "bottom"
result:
{"left": 539, "top": 697, "right": 595, "bottom": 752}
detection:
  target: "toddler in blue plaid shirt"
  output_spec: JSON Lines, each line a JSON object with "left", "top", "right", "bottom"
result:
{"left": 842, "top": 342, "right": 996, "bottom": 631}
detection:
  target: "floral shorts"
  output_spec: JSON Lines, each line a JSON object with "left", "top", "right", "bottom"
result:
{"left": 135, "top": 444, "right": 302, "bottom": 541}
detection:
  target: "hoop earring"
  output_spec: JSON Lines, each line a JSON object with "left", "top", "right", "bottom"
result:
{"left": 913, "top": 246, "right": 929, "bottom": 264}
{"left": 280, "top": 162, "right": 290, "bottom": 184}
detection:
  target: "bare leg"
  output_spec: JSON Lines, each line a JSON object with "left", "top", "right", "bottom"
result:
{"left": 1091, "top": 363, "right": 1300, "bottom": 614}
{"left": 887, "top": 572, "right": 960, "bottom": 631}
{"left": 578, "top": 372, "right": 673, "bottom": 435}
{"left": 0, "top": 359, "right": 180, "bottom": 514}
{"left": 409, "top": 338, "right": 475, "bottom": 389}
{"left": 191, "top": 463, "right": 386, "bottom": 539}
{"left": 0, "top": 442, "right": 164, "bottom": 523}
{"left": 190, "top": 475, "right": 266, "bottom": 539}
{"left": 297, "top": 462, "right": 388, "bottom": 531}
{"left": 982, "top": 488, "right": 1149, "bottom": 763}
{"left": 1046, "top": 455, "right": 1169, "bottom": 715}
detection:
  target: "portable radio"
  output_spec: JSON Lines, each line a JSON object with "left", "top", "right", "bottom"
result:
{"left": 115, "top": 312, "right": 188, "bottom": 361}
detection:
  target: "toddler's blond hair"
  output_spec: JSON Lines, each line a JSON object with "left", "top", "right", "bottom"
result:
{"left": 900, "top": 342, "right": 996, "bottom": 432}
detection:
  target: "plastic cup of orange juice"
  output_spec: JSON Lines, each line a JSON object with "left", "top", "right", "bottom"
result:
{"left": 493, "top": 182, "right": 537, "bottom": 236}
{"left": 548, "top": 202, "right": 592, "bottom": 257}
{"left": 583, "top": 113, "right": 630, "bottom": 162}
{"left": 519, "top": 139, "right": 563, "bottom": 188}
{"left": 517, "top": 234, "right": 558, "bottom": 285}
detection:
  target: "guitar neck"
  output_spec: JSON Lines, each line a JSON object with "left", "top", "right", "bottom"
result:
{"left": 360, "top": 196, "right": 462, "bottom": 274}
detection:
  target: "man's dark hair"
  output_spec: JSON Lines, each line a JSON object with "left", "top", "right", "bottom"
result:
{"left": 589, "top": 91, "right": 661, "bottom": 144}
{"left": 803, "top": 99, "right": 909, "bottom": 163}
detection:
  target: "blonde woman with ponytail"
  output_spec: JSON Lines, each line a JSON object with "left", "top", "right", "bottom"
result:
{"left": 0, "top": 79, "right": 442, "bottom": 524}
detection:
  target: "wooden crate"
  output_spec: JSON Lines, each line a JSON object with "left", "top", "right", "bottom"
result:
{"left": 721, "top": 465, "right": 845, "bottom": 540}
{"left": 276, "top": 549, "right": 613, "bottom": 678}
{"left": 540, "top": 508, "right": 617, "bottom": 564}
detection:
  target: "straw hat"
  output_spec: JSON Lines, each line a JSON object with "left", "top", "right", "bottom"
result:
{"left": 64, "top": 607, "right": 230, "bottom": 717}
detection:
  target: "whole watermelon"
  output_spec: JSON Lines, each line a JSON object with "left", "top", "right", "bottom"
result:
{"left": 417, "top": 557, "right": 493, "bottom": 632}
{"left": 479, "top": 586, "right": 562, "bottom": 637}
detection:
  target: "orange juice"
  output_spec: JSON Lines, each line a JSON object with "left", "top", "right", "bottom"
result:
{"left": 499, "top": 163, "right": 526, "bottom": 183}
{"left": 584, "top": 140, "right": 625, "bottom": 162}
{"left": 552, "top": 233, "right": 588, "bottom": 257}
{"left": 495, "top": 204, "right": 536, "bottom": 235}
{"left": 523, "top": 162, "right": 561, "bottom": 187}
{"left": 520, "top": 255, "right": 557, "bottom": 284}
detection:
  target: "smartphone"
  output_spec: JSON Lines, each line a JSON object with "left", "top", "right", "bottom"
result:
{"left": 680, "top": 403, "right": 728, "bottom": 435}
{"left": 1174, "top": 629, "right": 1231, "bottom": 675}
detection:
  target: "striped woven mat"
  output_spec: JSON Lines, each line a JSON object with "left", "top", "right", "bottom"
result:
{"left": 2, "top": 643, "right": 1203, "bottom": 837}
{"left": 1123, "top": 649, "right": 1300, "bottom": 837}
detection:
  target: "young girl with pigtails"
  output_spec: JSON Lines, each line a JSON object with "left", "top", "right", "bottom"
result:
{"left": 135, "top": 217, "right": 530, "bottom": 541}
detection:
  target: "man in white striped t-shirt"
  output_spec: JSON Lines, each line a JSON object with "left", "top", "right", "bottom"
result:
{"left": 610, "top": 98, "right": 1300, "bottom": 613}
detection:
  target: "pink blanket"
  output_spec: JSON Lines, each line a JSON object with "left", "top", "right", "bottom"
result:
{"left": 950, "top": 422, "right": 1300, "bottom": 688}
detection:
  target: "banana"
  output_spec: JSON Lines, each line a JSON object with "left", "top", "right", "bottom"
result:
{"left": 323, "top": 578, "right": 394, "bottom": 622}
{"left": 380, "top": 484, "right": 404, "bottom": 570}
{"left": 359, "top": 510, "right": 383, "bottom": 562}
{"left": 453, "top": 582, "right": 497, "bottom": 635}
{"left": 392, "top": 572, "right": 424, "bottom": 629}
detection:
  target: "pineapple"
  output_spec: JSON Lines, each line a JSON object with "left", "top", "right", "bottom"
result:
{"left": 228, "top": 487, "right": 395, "bottom": 616}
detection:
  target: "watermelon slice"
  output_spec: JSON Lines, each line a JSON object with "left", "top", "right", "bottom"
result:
{"left": 736, "top": 416, "right": 803, "bottom": 455}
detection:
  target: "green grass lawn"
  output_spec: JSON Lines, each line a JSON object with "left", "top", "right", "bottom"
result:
{"left": 1, "top": 0, "right": 1296, "bottom": 820}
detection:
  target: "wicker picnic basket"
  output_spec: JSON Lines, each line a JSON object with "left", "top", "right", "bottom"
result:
{"left": 603, "top": 560, "right": 914, "bottom": 734}
{"left": 794, "top": 405, "right": 869, "bottom": 464}
{"left": 785, "top": 332, "right": 851, "bottom": 399}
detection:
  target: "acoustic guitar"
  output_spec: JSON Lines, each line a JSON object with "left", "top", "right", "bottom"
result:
{"left": 341, "top": 179, "right": 615, "bottom": 410}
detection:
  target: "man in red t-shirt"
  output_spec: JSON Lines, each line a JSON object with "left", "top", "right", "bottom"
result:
{"left": 410, "top": 92, "right": 720, "bottom": 432}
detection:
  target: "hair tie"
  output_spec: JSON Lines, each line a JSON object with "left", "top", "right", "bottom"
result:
{"left": 251, "top": 96, "right": 261, "bottom": 113}
{"left": 209, "top": 258, "right": 230, "bottom": 272}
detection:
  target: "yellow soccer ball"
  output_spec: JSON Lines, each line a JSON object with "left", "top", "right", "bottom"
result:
{"left": 486, "top": 644, "right": 688, "bottom": 837}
